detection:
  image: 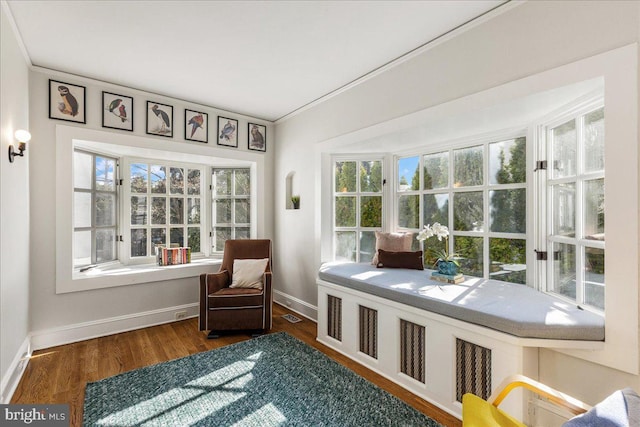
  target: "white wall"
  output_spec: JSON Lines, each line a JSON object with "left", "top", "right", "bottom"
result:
{"left": 27, "top": 68, "right": 274, "bottom": 343}
{"left": 274, "top": 0, "right": 640, "bottom": 407}
{"left": 0, "top": 2, "right": 31, "bottom": 402}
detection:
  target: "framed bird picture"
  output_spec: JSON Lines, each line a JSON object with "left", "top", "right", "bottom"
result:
{"left": 102, "top": 92, "right": 133, "bottom": 131}
{"left": 185, "top": 109, "right": 208, "bottom": 143}
{"left": 217, "top": 116, "right": 238, "bottom": 148}
{"left": 49, "top": 79, "right": 86, "bottom": 124}
{"left": 146, "top": 101, "right": 173, "bottom": 138}
{"left": 248, "top": 123, "right": 267, "bottom": 152}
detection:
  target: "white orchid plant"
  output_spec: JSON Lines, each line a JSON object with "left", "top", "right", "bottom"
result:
{"left": 416, "top": 222, "right": 459, "bottom": 266}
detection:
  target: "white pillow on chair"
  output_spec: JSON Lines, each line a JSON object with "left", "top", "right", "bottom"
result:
{"left": 230, "top": 258, "right": 269, "bottom": 289}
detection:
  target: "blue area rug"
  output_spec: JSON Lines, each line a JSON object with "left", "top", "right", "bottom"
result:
{"left": 84, "top": 332, "right": 443, "bottom": 426}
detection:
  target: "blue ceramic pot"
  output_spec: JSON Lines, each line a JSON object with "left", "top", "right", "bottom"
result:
{"left": 437, "top": 260, "right": 459, "bottom": 276}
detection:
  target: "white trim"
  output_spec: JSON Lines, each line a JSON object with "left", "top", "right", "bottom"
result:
{"left": 0, "top": 1, "right": 32, "bottom": 67}
{"left": 0, "top": 337, "right": 31, "bottom": 404}
{"left": 275, "top": 1, "right": 522, "bottom": 124}
{"left": 273, "top": 290, "right": 318, "bottom": 322}
{"left": 30, "top": 303, "right": 199, "bottom": 351}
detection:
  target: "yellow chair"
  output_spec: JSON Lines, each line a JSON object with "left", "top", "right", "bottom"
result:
{"left": 462, "top": 374, "right": 591, "bottom": 427}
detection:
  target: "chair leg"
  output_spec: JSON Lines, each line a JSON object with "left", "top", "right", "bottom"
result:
{"left": 207, "top": 330, "right": 220, "bottom": 339}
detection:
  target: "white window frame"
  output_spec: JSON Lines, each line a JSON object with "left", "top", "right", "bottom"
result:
{"left": 537, "top": 97, "right": 605, "bottom": 313}
{"left": 211, "top": 167, "right": 253, "bottom": 254}
{"left": 331, "top": 155, "right": 386, "bottom": 263}
{"left": 121, "top": 157, "right": 207, "bottom": 265}
{"left": 394, "top": 129, "right": 531, "bottom": 283}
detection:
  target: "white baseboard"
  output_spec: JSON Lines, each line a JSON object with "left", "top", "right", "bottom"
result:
{"left": 273, "top": 289, "right": 317, "bottom": 322}
{"left": 1, "top": 336, "right": 31, "bottom": 404}
{"left": 30, "top": 303, "right": 199, "bottom": 351}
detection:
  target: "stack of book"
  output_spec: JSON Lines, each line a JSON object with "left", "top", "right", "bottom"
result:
{"left": 431, "top": 272, "right": 464, "bottom": 284}
{"left": 157, "top": 246, "right": 191, "bottom": 266}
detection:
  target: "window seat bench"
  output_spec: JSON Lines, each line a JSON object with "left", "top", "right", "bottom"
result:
{"left": 318, "top": 262, "right": 604, "bottom": 341}
{"left": 316, "top": 262, "right": 605, "bottom": 422}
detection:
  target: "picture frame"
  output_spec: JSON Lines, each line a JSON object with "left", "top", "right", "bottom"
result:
{"left": 102, "top": 92, "right": 133, "bottom": 131}
{"left": 49, "top": 79, "right": 86, "bottom": 124}
{"left": 217, "top": 116, "right": 238, "bottom": 147}
{"left": 146, "top": 101, "right": 173, "bottom": 138}
{"left": 248, "top": 123, "right": 267, "bottom": 152}
{"left": 184, "top": 109, "right": 208, "bottom": 143}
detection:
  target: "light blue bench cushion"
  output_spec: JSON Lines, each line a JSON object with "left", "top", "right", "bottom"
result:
{"left": 318, "top": 262, "right": 604, "bottom": 341}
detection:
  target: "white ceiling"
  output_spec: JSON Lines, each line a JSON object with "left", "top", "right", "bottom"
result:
{"left": 7, "top": 0, "right": 505, "bottom": 122}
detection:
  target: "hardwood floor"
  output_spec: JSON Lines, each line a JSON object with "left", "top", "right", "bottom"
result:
{"left": 11, "top": 304, "right": 462, "bottom": 427}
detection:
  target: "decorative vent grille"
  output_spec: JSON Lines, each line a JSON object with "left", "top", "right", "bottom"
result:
{"left": 400, "top": 319, "right": 425, "bottom": 383}
{"left": 456, "top": 338, "right": 492, "bottom": 402}
{"left": 327, "top": 295, "right": 342, "bottom": 341}
{"left": 359, "top": 306, "right": 378, "bottom": 359}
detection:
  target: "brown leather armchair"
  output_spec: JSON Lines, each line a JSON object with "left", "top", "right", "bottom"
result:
{"left": 199, "top": 239, "right": 272, "bottom": 338}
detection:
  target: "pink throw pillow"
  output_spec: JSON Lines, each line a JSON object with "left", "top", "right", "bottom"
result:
{"left": 371, "top": 231, "right": 414, "bottom": 265}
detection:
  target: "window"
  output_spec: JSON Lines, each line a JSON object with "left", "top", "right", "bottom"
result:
{"left": 73, "top": 149, "right": 118, "bottom": 268}
{"left": 333, "top": 159, "right": 384, "bottom": 263}
{"left": 127, "top": 161, "right": 203, "bottom": 261}
{"left": 212, "top": 168, "right": 251, "bottom": 252}
{"left": 397, "top": 136, "right": 527, "bottom": 284}
{"left": 544, "top": 106, "right": 605, "bottom": 310}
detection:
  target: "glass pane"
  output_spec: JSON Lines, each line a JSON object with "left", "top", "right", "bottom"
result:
{"left": 489, "top": 189, "right": 526, "bottom": 233}
{"left": 235, "top": 227, "right": 250, "bottom": 239}
{"left": 552, "top": 183, "right": 575, "bottom": 237}
{"left": 423, "top": 152, "right": 448, "bottom": 189}
{"left": 335, "top": 161, "right": 357, "bottom": 193}
{"left": 96, "top": 229, "right": 116, "bottom": 263}
{"left": 96, "top": 193, "right": 116, "bottom": 227}
{"left": 335, "top": 196, "right": 356, "bottom": 227}
{"left": 131, "top": 229, "right": 147, "bottom": 257}
{"left": 489, "top": 238, "right": 526, "bottom": 284}
{"left": 188, "top": 198, "right": 201, "bottom": 224}
{"left": 584, "top": 179, "right": 604, "bottom": 241}
{"left": 187, "top": 169, "right": 201, "bottom": 195}
{"left": 188, "top": 227, "right": 201, "bottom": 252}
{"left": 552, "top": 243, "right": 576, "bottom": 301}
{"left": 360, "top": 160, "right": 382, "bottom": 192}
{"left": 454, "top": 146, "right": 483, "bottom": 187}
{"left": 74, "top": 192, "right": 92, "bottom": 228}
{"left": 335, "top": 231, "right": 356, "bottom": 262}
{"left": 151, "top": 197, "right": 166, "bottom": 225}
{"left": 423, "top": 193, "right": 448, "bottom": 227}
{"left": 454, "top": 236, "right": 483, "bottom": 278}
{"left": 235, "top": 199, "right": 250, "bottom": 224}
{"left": 235, "top": 169, "right": 250, "bottom": 196}
{"left": 215, "top": 200, "right": 232, "bottom": 224}
{"left": 170, "top": 198, "right": 184, "bottom": 224}
{"left": 96, "top": 156, "right": 116, "bottom": 191}
{"left": 151, "top": 165, "right": 166, "bottom": 194}
{"left": 584, "top": 107, "right": 605, "bottom": 173}
{"left": 74, "top": 151, "right": 92, "bottom": 189}
{"left": 360, "top": 196, "right": 382, "bottom": 227}
{"left": 453, "top": 191, "right": 483, "bottom": 231}
{"left": 214, "top": 169, "right": 232, "bottom": 195}
{"left": 170, "top": 167, "right": 184, "bottom": 194}
{"left": 489, "top": 137, "right": 526, "bottom": 185}
{"left": 214, "top": 227, "right": 231, "bottom": 251}
{"left": 73, "top": 230, "right": 91, "bottom": 267}
{"left": 151, "top": 228, "right": 166, "bottom": 250}
{"left": 170, "top": 228, "right": 184, "bottom": 247}
{"left": 130, "top": 163, "right": 148, "bottom": 193}
{"left": 584, "top": 247, "right": 605, "bottom": 310}
{"left": 398, "top": 195, "right": 419, "bottom": 229}
{"left": 359, "top": 231, "right": 376, "bottom": 264}
{"left": 130, "top": 196, "right": 147, "bottom": 225}
{"left": 551, "top": 119, "right": 576, "bottom": 178}
{"left": 398, "top": 156, "right": 419, "bottom": 192}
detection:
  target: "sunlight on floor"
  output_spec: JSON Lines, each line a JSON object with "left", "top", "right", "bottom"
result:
{"left": 231, "top": 403, "right": 287, "bottom": 427}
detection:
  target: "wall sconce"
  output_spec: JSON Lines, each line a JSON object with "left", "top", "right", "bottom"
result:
{"left": 8, "top": 129, "right": 31, "bottom": 163}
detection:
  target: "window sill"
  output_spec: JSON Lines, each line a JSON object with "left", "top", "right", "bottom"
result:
{"left": 58, "top": 258, "right": 221, "bottom": 294}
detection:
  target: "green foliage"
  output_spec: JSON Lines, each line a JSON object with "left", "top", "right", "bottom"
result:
{"left": 335, "top": 161, "right": 356, "bottom": 193}
{"left": 360, "top": 196, "right": 382, "bottom": 227}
